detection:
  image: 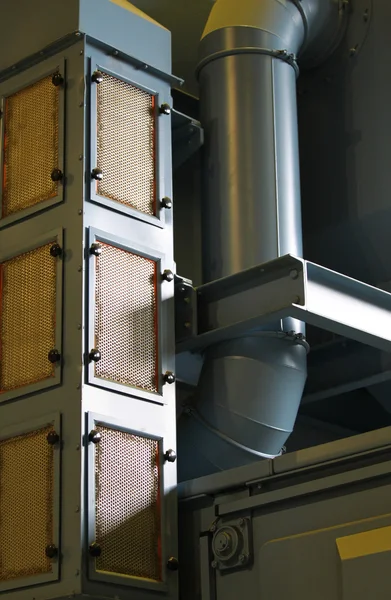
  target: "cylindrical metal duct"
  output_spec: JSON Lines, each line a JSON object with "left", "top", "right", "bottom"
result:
{"left": 177, "top": 0, "right": 347, "bottom": 482}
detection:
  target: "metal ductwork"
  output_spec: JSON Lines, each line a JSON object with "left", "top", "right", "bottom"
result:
{"left": 178, "top": 0, "right": 347, "bottom": 481}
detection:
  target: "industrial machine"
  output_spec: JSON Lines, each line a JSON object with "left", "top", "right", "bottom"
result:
{"left": 1, "top": 0, "right": 391, "bottom": 599}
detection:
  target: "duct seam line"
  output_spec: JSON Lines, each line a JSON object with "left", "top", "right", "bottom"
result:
{"left": 196, "top": 47, "right": 299, "bottom": 78}
{"left": 185, "top": 408, "right": 284, "bottom": 459}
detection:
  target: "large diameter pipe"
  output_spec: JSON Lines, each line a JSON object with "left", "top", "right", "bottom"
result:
{"left": 177, "top": 0, "right": 346, "bottom": 482}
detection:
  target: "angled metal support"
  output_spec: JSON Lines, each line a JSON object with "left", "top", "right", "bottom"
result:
{"left": 176, "top": 255, "right": 391, "bottom": 354}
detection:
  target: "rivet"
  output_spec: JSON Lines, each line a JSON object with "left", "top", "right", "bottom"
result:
{"left": 163, "top": 371, "right": 176, "bottom": 384}
{"left": 89, "top": 349, "right": 101, "bottom": 362}
{"left": 52, "top": 73, "right": 64, "bottom": 87}
{"left": 161, "top": 197, "right": 172, "bottom": 209}
{"left": 162, "top": 269, "right": 174, "bottom": 282}
{"left": 91, "top": 167, "right": 103, "bottom": 181}
{"left": 45, "top": 544, "right": 58, "bottom": 559}
{"left": 164, "top": 449, "right": 177, "bottom": 463}
{"left": 290, "top": 269, "right": 298, "bottom": 280}
{"left": 78, "top": 266, "right": 82, "bottom": 272}
{"left": 78, "top": 209, "right": 83, "bottom": 215}
{"left": 90, "top": 243, "right": 102, "bottom": 256}
{"left": 91, "top": 70, "right": 104, "bottom": 84}
{"left": 48, "top": 349, "right": 61, "bottom": 364}
{"left": 89, "top": 542, "right": 102, "bottom": 557}
{"left": 51, "top": 168, "right": 63, "bottom": 182}
{"left": 211, "top": 561, "right": 218, "bottom": 569}
{"left": 50, "top": 243, "right": 62, "bottom": 258}
{"left": 77, "top": 324, "right": 82, "bottom": 330}
{"left": 160, "top": 103, "right": 171, "bottom": 115}
{"left": 167, "top": 557, "right": 179, "bottom": 571}
{"left": 47, "top": 431, "right": 60, "bottom": 445}
{"left": 89, "top": 429, "right": 102, "bottom": 444}
{"left": 79, "top": 154, "right": 83, "bottom": 160}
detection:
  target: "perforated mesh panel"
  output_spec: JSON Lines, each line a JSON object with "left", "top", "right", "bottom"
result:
{"left": 2, "top": 74, "right": 60, "bottom": 217}
{"left": 94, "top": 242, "right": 158, "bottom": 392}
{"left": 96, "top": 71, "right": 156, "bottom": 215}
{"left": 94, "top": 425, "right": 162, "bottom": 581}
{"left": 0, "top": 424, "right": 55, "bottom": 582}
{"left": 0, "top": 242, "right": 57, "bottom": 392}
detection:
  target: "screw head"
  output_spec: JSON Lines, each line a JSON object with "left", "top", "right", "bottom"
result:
{"left": 45, "top": 544, "right": 58, "bottom": 558}
{"left": 48, "top": 349, "right": 61, "bottom": 364}
{"left": 163, "top": 371, "right": 176, "bottom": 384}
{"left": 52, "top": 72, "right": 64, "bottom": 87}
{"left": 90, "top": 243, "right": 102, "bottom": 256}
{"left": 162, "top": 269, "right": 174, "bottom": 282}
{"left": 91, "top": 167, "right": 103, "bottom": 181}
{"left": 167, "top": 557, "right": 179, "bottom": 571}
{"left": 89, "top": 349, "right": 101, "bottom": 362}
{"left": 50, "top": 243, "right": 62, "bottom": 258}
{"left": 89, "top": 542, "right": 102, "bottom": 557}
{"left": 211, "top": 560, "right": 218, "bottom": 569}
{"left": 91, "top": 70, "right": 104, "bottom": 84}
{"left": 161, "top": 197, "right": 172, "bottom": 209}
{"left": 160, "top": 103, "right": 171, "bottom": 115}
{"left": 47, "top": 431, "right": 60, "bottom": 445}
{"left": 89, "top": 429, "right": 102, "bottom": 444}
{"left": 164, "top": 449, "right": 177, "bottom": 463}
{"left": 51, "top": 168, "right": 63, "bottom": 182}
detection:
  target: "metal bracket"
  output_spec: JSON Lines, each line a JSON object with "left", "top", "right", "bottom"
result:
{"left": 176, "top": 254, "right": 391, "bottom": 354}
{"left": 171, "top": 109, "right": 204, "bottom": 170}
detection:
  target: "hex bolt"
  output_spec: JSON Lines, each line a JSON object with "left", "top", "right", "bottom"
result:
{"left": 51, "top": 168, "right": 63, "bottom": 182}
{"left": 88, "top": 430, "right": 102, "bottom": 444}
{"left": 160, "top": 103, "right": 171, "bottom": 115}
{"left": 167, "top": 557, "right": 179, "bottom": 571}
{"left": 209, "top": 524, "right": 217, "bottom": 533}
{"left": 238, "top": 518, "right": 245, "bottom": 526}
{"left": 91, "top": 167, "right": 103, "bottom": 181}
{"left": 89, "top": 349, "right": 101, "bottom": 362}
{"left": 163, "top": 371, "right": 176, "bottom": 384}
{"left": 161, "top": 197, "right": 172, "bottom": 209}
{"left": 162, "top": 269, "right": 174, "bottom": 282}
{"left": 45, "top": 544, "right": 58, "bottom": 559}
{"left": 46, "top": 431, "right": 60, "bottom": 445}
{"left": 239, "top": 554, "right": 247, "bottom": 564}
{"left": 48, "top": 349, "right": 61, "bottom": 364}
{"left": 50, "top": 243, "right": 62, "bottom": 258}
{"left": 52, "top": 72, "right": 64, "bottom": 87}
{"left": 90, "top": 243, "right": 102, "bottom": 256}
{"left": 211, "top": 561, "right": 218, "bottom": 569}
{"left": 89, "top": 542, "right": 102, "bottom": 557}
{"left": 164, "top": 449, "right": 177, "bottom": 463}
{"left": 91, "top": 70, "right": 104, "bottom": 84}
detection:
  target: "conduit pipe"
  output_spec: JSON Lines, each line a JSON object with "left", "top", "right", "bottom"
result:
{"left": 178, "top": 0, "right": 347, "bottom": 481}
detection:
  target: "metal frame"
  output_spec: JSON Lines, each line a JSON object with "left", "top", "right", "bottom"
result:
{"left": 0, "top": 228, "right": 63, "bottom": 403}
{"left": 87, "top": 227, "right": 170, "bottom": 403}
{"left": 86, "top": 411, "right": 168, "bottom": 593}
{"left": 177, "top": 254, "right": 391, "bottom": 354}
{"left": 0, "top": 411, "right": 61, "bottom": 592}
{"left": 0, "top": 57, "right": 66, "bottom": 229}
{"left": 88, "top": 57, "right": 168, "bottom": 229}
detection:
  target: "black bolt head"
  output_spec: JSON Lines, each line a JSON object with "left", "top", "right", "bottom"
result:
{"left": 47, "top": 431, "right": 60, "bottom": 445}
{"left": 164, "top": 449, "right": 177, "bottom": 463}
{"left": 89, "top": 430, "right": 102, "bottom": 444}
{"left": 52, "top": 73, "right": 64, "bottom": 87}
{"left": 167, "top": 557, "right": 179, "bottom": 571}
{"left": 160, "top": 103, "right": 171, "bottom": 115}
{"left": 89, "top": 349, "right": 101, "bottom": 362}
{"left": 89, "top": 542, "right": 102, "bottom": 557}
{"left": 51, "top": 168, "right": 63, "bottom": 182}
{"left": 91, "top": 167, "right": 103, "bottom": 181}
{"left": 162, "top": 270, "right": 174, "bottom": 282}
{"left": 48, "top": 349, "right": 61, "bottom": 364}
{"left": 91, "top": 70, "right": 104, "bottom": 84}
{"left": 45, "top": 544, "right": 58, "bottom": 558}
{"left": 50, "top": 243, "right": 62, "bottom": 258}
{"left": 161, "top": 197, "right": 172, "bottom": 209}
{"left": 163, "top": 371, "right": 176, "bottom": 385}
{"left": 90, "top": 243, "right": 102, "bottom": 256}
